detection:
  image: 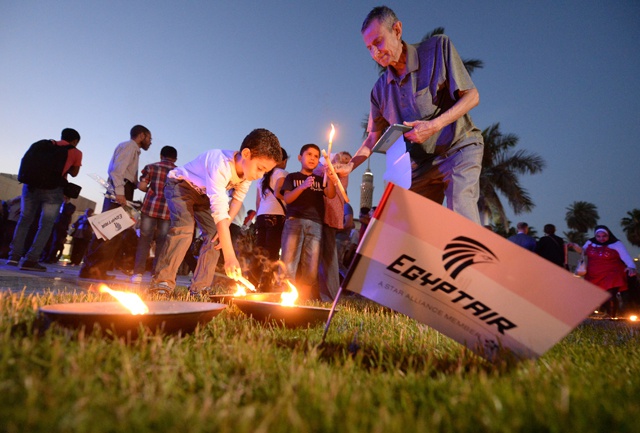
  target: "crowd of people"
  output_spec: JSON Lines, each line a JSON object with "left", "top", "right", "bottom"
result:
{"left": 506, "top": 221, "right": 639, "bottom": 318}
{"left": 2, "top": 6, "right": 638, "bottom": 309}
{"left": 0, "top": 123, "right": 356, "bottom": 302}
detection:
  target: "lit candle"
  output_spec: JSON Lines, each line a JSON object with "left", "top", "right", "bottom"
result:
{"left": 321, "top": 149, "right": 349, "bottom": 203}
{"left": 234, "top": 275, "right": 256, "bottom": 292}
{"left": 323, "top": 124, "right": 335, "bottom": 187}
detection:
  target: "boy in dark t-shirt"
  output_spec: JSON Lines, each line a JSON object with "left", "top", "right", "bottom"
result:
{"left": 280, "top": 143, "right": 338, "bottom": 300}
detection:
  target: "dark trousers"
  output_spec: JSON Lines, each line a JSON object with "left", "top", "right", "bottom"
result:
{"left": 80, "top": 183, "right": 134, "bottom": 276}
{"left": 70, "top": 237, "right": 90, "bottom": 265}
{"left": 252, "top": 214, "right": 285, "bottom": 290}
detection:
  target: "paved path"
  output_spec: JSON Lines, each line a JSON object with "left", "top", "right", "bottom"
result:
{"left": 0, "top": 261, "right": 195, "bottom": 296}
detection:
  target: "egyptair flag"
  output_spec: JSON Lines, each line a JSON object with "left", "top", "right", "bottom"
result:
{"left": 340, "top": 184, "right": 609, "bottom": 360}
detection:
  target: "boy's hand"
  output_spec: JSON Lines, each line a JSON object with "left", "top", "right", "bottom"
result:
{"left": 211, "top": 233, "right": 221, "bottom": 249}
{"left": 301, "top": 176, "right": 314, "bottom": 189}
{"left": 224, "top": 257, "right": 242, "bottom": 280}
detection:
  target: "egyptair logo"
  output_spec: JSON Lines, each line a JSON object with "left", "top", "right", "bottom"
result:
{"left": 114, "top": 222, "right": 122, "bottom": 231}
{"left": 442, "top": 236, "right": 498, "bottom": 279}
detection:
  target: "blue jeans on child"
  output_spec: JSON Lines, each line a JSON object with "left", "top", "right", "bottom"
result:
{"left": 133, "top": 214, "right": 170, "bottom": 275}
{"left": 280, "top": 217, "right": 322, "bottom": 300}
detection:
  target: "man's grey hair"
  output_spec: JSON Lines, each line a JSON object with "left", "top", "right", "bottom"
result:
{"left": 361, "top": 5, "right": 399, "bottom": 33}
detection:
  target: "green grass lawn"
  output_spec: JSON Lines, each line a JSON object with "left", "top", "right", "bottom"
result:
{"left": 1, "top": 290, "right": 639, "bottom": 433}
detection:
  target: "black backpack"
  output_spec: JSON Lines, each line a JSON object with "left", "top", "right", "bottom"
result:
{"left": 17, "top": 139, "right": 73, "bottom": 189}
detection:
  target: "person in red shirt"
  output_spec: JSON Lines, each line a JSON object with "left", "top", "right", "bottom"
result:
{"left": 7, "top": 128, "right": 82, "bottom": 272}
{"left": 574, "top": 225, "right": 637, "bottom": 318}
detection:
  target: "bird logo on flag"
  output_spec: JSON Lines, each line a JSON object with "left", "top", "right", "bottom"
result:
{"left": 442, "top": 236, "right": 498, "bottom": 279}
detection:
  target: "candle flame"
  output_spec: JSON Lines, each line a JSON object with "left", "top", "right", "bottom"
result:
{"left": 99, "top": 285, "right": 149, "bottom": 315}
{"left": 329, "top": 123, "right": 335, "bottom": 145}
{"left": 280, "top": 280, "right": 299, "bottom": 306}
{"left": 234, "top": 275, "right": 256, "bottom": 292}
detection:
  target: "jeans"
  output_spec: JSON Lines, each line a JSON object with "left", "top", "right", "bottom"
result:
{"left": 410, "top": 143, "right": 483, "bottom": 224}
{"left": 81, "top": 198, "right": 129, "bottom": 275}
{"left": 70, "top": 237, "right": 90, "bottom": 265}
{"left": 133, "top": 213, "right": 171, "bottom": 275}
{"left": 154, "top": 179, "right": 220, "bottom": 291}
{"left": 81, "top": 182, "right": 135, "bottom": 275}
{"left": 318, "top": 225, "right": 340, "bottom": 301}
{"left": 280, "top": 217, "right": 322, "bottom": 300}
{"left": 9, "top": 184, "right": 64, "bottom": 262}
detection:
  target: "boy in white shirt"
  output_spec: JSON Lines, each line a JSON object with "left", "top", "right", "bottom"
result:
{"left": 149, "top": 128, "right": 282, "bottom": 296}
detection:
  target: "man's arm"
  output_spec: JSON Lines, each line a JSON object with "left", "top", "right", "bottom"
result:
{"left": 403, "top": 88, "right": 480, "bottom": 143}
{"left": 67, "top": 165, "right": 80, "bottom": 177}
{"left": 137, "top": 166, "right": 150, "bottom": 192}
{"left": 138, "top": 180, "right": 149, "bottom": 192}
{"left": 66, "top": 148, "right": 82, "bottom": 178}
{"left": 109, "top": 145, "right": 136, "bottom": 206}
{"left": 350, "top": 130, "right": 382, "bottom": 171}
{"left": 343, "top": 205, "right": 354, "bottom": 231}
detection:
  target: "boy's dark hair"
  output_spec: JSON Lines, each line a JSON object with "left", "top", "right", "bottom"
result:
{"left": 240, "top": 128, "right": 282, "bottom": 161}
{"left": 360, "top": 207, "right": 371, "bottom": 216}
{"left": 299, "top": 143, "right": 320, "bottom": 156}
{"left": 130, "top": 124, "right": 150, "bottom": 139}
{"left": 361, "top": 5, "right": 399, "bottom": 33}
{"left": 543, "top": 224, "right": 556, "bottom": 235}
{"left": 160, "top": 145, "right": 178, "bottom": 160}
{"left": 61, "top": 128, "right": 80, "bottom": 143}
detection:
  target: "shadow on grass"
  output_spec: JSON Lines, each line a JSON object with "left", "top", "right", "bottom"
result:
{"left": 270, "top": 331, "right": 521, "bottom": 376}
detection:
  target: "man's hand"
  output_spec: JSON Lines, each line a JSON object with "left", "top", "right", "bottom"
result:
{"left": 115, "top": 194, "right": 128, "bottom": 207}
{"left": 403, "top": 119, "right": 441, "bottom": 143}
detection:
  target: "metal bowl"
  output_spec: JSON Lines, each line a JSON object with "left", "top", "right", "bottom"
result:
{"left": 232, "top": 293, "right": 333, "bottom": 328}
{"left": 39, "top": 301, "right": 227, "bottom": 336}
{"left": 208, "top": 294, "right": 237, "bottom": 304}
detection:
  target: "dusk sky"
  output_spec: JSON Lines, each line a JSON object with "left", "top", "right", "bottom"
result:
{"left": 1, "top": 1, "right": 638, "bottom": 255}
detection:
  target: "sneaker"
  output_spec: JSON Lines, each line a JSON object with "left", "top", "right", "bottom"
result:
{"left": 19, "top": 260, "right": 47, "bottom": 272}
{"left": 130, "top": 274, "right": 143, "bottom": 284}
{"left": 188, "top": 286, "right": 211, "bottom": 298}
{"left": 147, "top": 282, "right": 173, "bottom": 297}
{"left": 6, "top": 259, "right": 19, "bottom": 266}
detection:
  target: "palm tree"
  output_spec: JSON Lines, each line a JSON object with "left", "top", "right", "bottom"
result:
{"left": 621, "top": 209, "right": 640, "bottom": 247}
{"left": 563, "top": 230, "right": 587, "bottom": 246}
{"left": 477, "top": 123, "right": 546, "bottom": 228}
{"left": 565, "top": 201, "right": 599, "bottom": 235}
{"left": 421, "top": 28, "right": 484, "bottom": 74}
